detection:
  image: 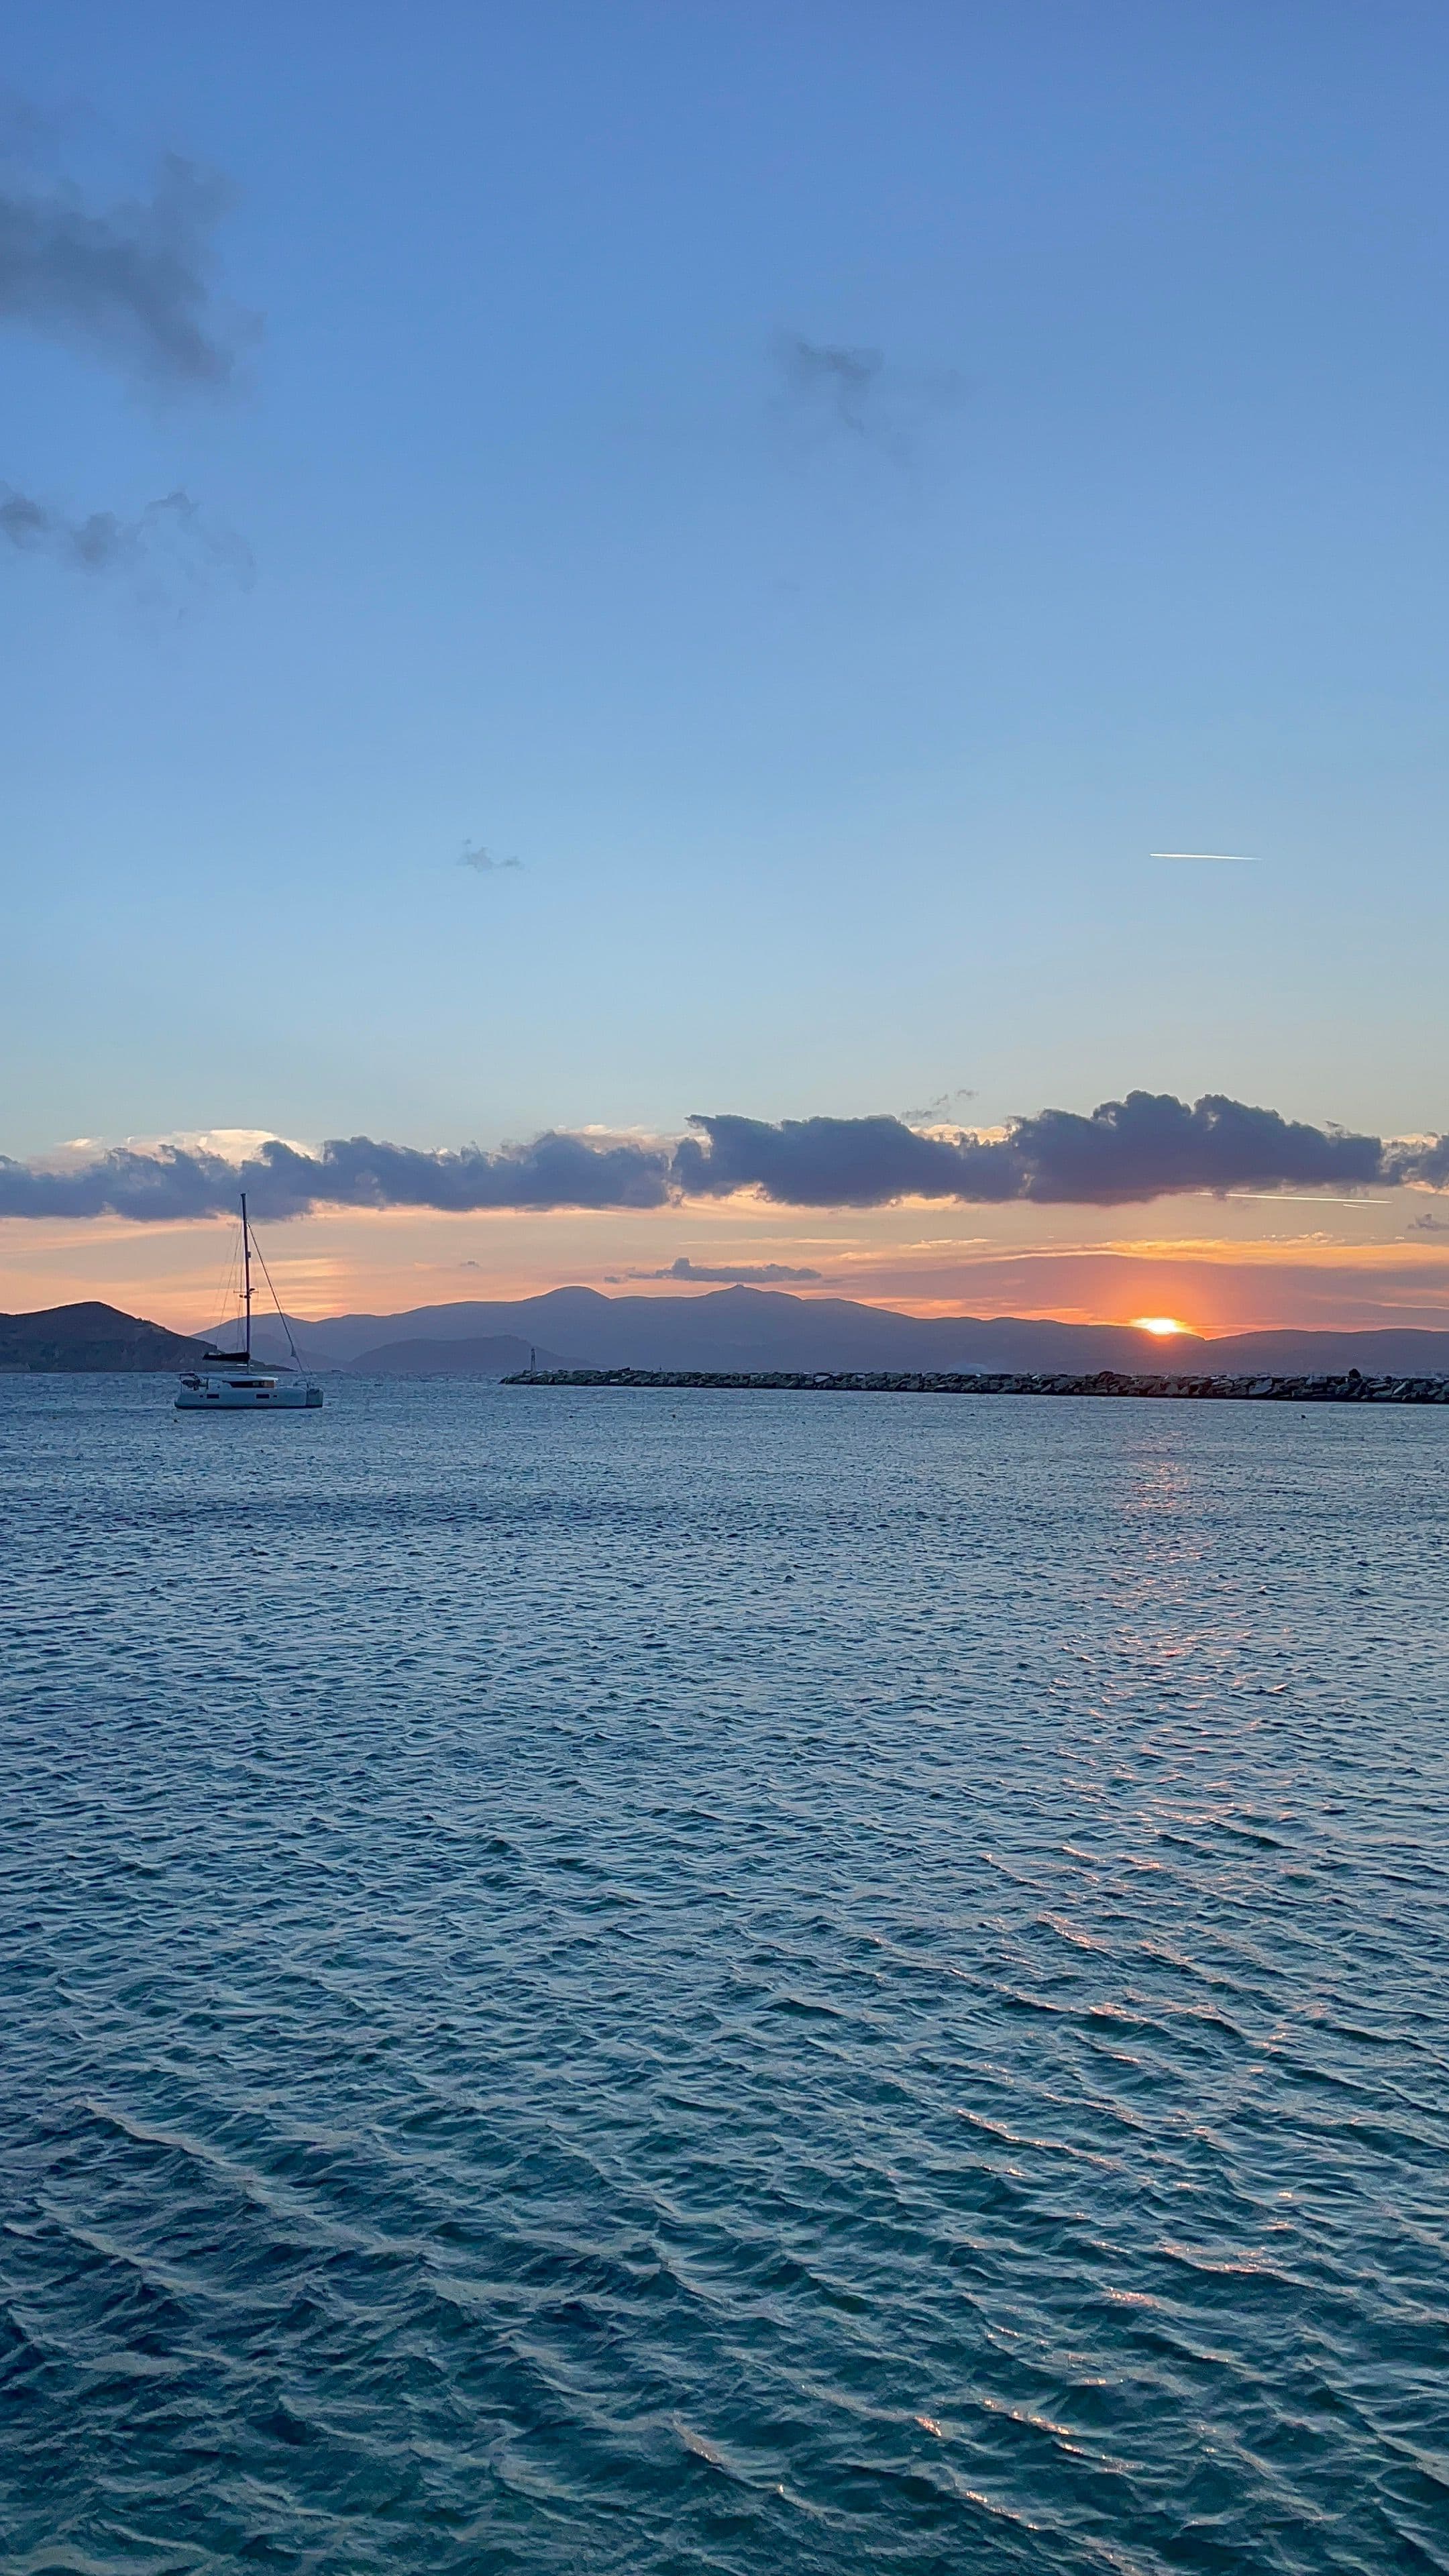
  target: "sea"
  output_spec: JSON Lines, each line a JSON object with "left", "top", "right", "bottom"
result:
{"left": 1, "top": 1376, "right": 1446, "bottom": 2575}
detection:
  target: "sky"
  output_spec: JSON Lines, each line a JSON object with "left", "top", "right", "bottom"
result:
{"left": 3, "top": 0, "right": 1448, "bottom": 1334}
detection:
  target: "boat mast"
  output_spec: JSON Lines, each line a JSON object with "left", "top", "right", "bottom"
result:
{"left": 241, "top": 1191, "right": 252, "bottom": 1360}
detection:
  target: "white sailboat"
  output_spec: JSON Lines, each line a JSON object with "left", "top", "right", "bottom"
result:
{"left": 176, "top": 1193, "right": 323, "bottom": 1411}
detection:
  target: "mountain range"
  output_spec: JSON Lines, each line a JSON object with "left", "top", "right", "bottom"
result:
{"left": 208, "top": 1285, "right": 1449, "bottom": 1380}
{"left": 5, "top": 1284, "right": 1449, "bottom": 1375}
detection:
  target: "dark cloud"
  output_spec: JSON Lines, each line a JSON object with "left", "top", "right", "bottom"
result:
{"left": 458, "top": 843, "right": 523, "bottom": 875}
{"left": 627, "top": 1256, "right": 824, "bottom": 1285}
{"left": 1391, "top": 1134, "right": 1449, "bottom": 1190}
{"left": 1, "top": 482, "right": 252, "bottom": 595}
{"left": 0, "top": 149, "right": 246, "bottom": 389}
{"left": 3, "top": 1094, "right": 1446, "bottom": 1224}
{"left": 673, "top": 1113, "right": 1018, "bottom": 1206}
{"left": 677, "top": 1093, "right": 1404, "bottom": 1208}
{"left": 277, "top": 1132, "right": 669, "bottom": 1215}
{"left": 1007, "top": 1091, "right": 1385, "bottom": 1204}
{"left": 0, "top": 1132, "right": 674, "bottom": 1224}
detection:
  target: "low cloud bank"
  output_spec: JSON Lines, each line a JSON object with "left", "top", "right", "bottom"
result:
{"left": 678, "top": 1094, "right": 1394, "bottom": 1207}
{"left": 1, "top": 1092, "right": 1445, "bottom": 1224}
{"left": 0, "top": 1132, "right": 674, "bottom": 1222}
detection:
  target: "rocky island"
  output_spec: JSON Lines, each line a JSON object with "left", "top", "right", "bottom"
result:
{"left": 0, "top": 1303, "right": 207, "bottom": 1373}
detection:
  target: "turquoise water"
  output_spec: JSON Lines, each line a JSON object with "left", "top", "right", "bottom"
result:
{"left": 2, "top": 1377, "right": 1446, "bottom": 2574}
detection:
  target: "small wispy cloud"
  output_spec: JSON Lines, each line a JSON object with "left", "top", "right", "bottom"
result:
{"left": 622, "top": 1255, "right": 824, "bottom": 1285}
{"left": 0, "top": 142, "right": 251, "bottom": 390}
{"left": 902, "top": 1086, "right": 978, "bottom": 1128}
{"left": 0, "top": 111, "right": 255, "bottom": 595}
{"left": 771, "top": 332, "right": 961, "bottom": 468}
{"left": 777, "top": 335, "right": 884, "bottom": 434}
{"left": 458, "top": 842, "right": 523, "bottom": 875}
{"left": 1151, "top": 851, "right": 1261, "bottom": 864}
{"left": 0, "top": 482, "right": 252, "bottom": 600}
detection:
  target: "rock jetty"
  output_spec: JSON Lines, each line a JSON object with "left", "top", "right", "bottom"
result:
{"left": 506, "top": 1366, "right": 1449, "bottom": 1404}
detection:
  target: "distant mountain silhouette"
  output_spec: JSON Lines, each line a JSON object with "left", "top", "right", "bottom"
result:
{"left": 219, "top": 1284, "right": 1449, "bottom": 1379}
{"left": 7, "top": 1284, "right": 1448, "bottom": 1377}
{"left": 346, "top": 1334, "right": 578, "bottom": 1377}
{"left": 0, "top": 1301, "right": 207, "bottom": 1373}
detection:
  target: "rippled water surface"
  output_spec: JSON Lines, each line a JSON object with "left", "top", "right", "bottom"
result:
{"left": 3, "top": 1377, "right": 1448, "bottom": 2574}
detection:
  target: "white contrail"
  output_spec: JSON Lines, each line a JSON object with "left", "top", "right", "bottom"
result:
{"left": 1151, "top": 851, "right": 1260, "bottom": 863}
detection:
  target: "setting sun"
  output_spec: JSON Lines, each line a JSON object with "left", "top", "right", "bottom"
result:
{"left": 1131, "top": 1316, "right": 1189, "bottom": 1336}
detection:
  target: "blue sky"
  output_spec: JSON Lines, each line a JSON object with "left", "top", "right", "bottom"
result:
{"left": 3, "top": 1, "right": 1449, "bottom": 1325}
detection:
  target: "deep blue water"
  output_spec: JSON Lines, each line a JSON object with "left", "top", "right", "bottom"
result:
{"left": 1, "top": 1376, "right": 1447, "bottom": 2575}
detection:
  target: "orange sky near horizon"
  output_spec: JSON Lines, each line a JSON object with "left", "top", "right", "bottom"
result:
{"left": 4, "top": 1187, "right": 1448, "bottom": 1337}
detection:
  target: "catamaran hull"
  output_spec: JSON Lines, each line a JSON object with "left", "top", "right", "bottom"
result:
{"left": 176, "top": 1379, "right": 323, "bottom": 1410}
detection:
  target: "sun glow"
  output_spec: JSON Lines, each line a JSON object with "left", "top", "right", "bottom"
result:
{"left": 1132, "top": 1315, "right": 1189, "bottom": 1336}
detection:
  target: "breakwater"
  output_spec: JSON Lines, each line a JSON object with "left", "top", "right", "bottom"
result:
{"left": 507, "top": 1366, "right": 1449, "bottom": 1403}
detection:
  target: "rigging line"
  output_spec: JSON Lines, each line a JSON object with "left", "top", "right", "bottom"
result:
{"left": 207, "top": 1222, "right": 241, "bottom": 1350}
{"left": 246, "top": 1222, "right": 305, "bottom": 1372}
